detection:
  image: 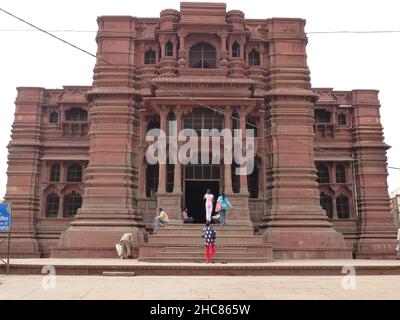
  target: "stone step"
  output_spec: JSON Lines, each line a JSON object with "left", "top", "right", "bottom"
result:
{"left": 141, "top": 256, "right": 273, "bottom": 263}
{"left": 152, "top": 229, "right": 254, "bottom": 236}
{"left": 155, "top": 251, "right": 261, "bottom": 259}
{"left": 148, "top": 234, "right": 264, "bottom": 245}
{"left": 163, "top": 246, "right": 260, "bottom": 253}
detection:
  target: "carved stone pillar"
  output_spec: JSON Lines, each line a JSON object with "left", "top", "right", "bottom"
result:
{"left": 224, "top": 107, "right": 233, "bottom": 195}
{"left": 173, "top": 109, "right": 182, "bottom": 194}
{"left": 157, "top": 107, "right": 167, "bottom": 194}
{"left": 223, "top": 107, "right": 252, "bottom": 226}
{"left": 239, "top": 108, "right": 250, "bottom": 195}
{"left": 2, "top": 87, "right": 43, "bottom": 257}
{"left": 332, "top": 196, "right": 338, "bottom": 219}
{"left": 261, "top": 18, "right": 351, "bottom": 259}
{"left": 352, "top": 90, "right": 397, "bottom": 258}
{"left": 156, "top": 107, "right": 181, "bottom": 222}
{"left": 52, "top": 16, "right": 145, "bottom": 258}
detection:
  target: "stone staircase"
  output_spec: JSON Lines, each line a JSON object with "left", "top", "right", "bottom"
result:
{"left": 139, "top": 223, "right": 273, "bottom": 263}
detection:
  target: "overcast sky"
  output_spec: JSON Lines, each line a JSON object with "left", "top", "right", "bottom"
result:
{"left": 0, "top": 0, "right": 399, "bottom": 199}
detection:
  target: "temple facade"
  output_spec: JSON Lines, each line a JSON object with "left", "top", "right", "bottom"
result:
{"left": 1, "top": 2, "right": 397, "bottom": 259}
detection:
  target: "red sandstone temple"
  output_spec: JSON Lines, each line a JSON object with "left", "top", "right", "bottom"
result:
{"left": 1, "top": 2, "right": 397, "bottom": 261}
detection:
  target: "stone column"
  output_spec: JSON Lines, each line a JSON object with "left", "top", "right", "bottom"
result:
{"left": 58, "top": 194, "right": 64, "bottom": 219}
{"left": 332, "top": 196, "right": 338, "bottom": 219}
{"left": 352, "top": 90, "right": 397, "bottom": 258}
{"left": 219, "top": 32, "right": 228, "bottom": 59}
{"left": 157, "top": 107, "right": 167, "bottom": 194}
{"left": 261, "top": 18, "right": 351, "bottom": 259}
{"left": 156, "top": 107, "right": 181, "bottom": 222}
{"left": 224, "top": 107, "right": 233, "bottom": 195}
{"left": 53, "top": 16, "right": 145, "bottom": 258}
{"left": 223, "top": 107, "right": 252, "bottom": 226}
{"left": 173, "top": 109, "right": 182, "bottom": 194}
{"left": 178, "top": 32, "right": 187, "bottom": 59}
{"left": 239, "top": 107, "right": 249, "bottom": 194}
{"left": 2, "top": 87, "right": 43, "bottom": 258}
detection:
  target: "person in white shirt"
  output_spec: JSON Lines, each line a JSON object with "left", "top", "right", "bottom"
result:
{"left": 117, "top": 233, "right": 134, "bottom": 259}
{"left": 203, "top": 189, "right": 214, "bottom": 223}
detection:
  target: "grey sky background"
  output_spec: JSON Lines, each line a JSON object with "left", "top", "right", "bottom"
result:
{"left": 0, "top": 0, "right": 399, "bottom": 199}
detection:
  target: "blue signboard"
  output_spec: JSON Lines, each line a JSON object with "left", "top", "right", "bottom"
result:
{"left": 0, "top": 203, "right": 11, "bottom": 232}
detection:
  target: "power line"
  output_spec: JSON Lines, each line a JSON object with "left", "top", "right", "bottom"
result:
{"left": 1, "top": 7, "right": 399, "bottom": 171}
{"left": 1, "top": 29, "right": 400, "bottom": 35}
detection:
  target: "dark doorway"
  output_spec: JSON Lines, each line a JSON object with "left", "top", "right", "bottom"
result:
{"left": 185, "top": 180, "right": 219, "bottom": 223}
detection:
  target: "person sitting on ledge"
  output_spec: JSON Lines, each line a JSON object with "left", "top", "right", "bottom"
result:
{"left": 154, "top": 208, "right": 169, "bottom": 232}
{"left": 181, "top": 207, "right": 194, "bottom": 224}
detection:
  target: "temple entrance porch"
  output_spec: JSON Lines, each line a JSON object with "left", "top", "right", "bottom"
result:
{"left": 184, "top": 180, "right": 219, "bottom": 223}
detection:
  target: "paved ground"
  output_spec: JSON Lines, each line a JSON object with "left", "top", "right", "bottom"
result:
{"left": 1, "top": 274, "right": 400, "bottom": 299}
{"left": 4, "top": 258, "right": 400, "bottom": 267}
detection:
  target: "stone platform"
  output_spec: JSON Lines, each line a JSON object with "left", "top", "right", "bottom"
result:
{"left": 1, "top": 258, "right": 400, "bottom": 276}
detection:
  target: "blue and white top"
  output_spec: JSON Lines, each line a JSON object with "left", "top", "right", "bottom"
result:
{"left": 201, "top": 226, "right": 216, "bottom": 246}
{"left": 217, "top": 195, "right": 232, "bottom": 210}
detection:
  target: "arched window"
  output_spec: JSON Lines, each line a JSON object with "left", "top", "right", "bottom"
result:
{"left": 315, "top": 109, "right": 331, "bottom": 123}
{"left": 45, "top": 192, "right": 60, "bottom": 217}
{"left": 336, "top": 195, "right": 350, "bottom": 219}
{"left": 336, "top": 165, "right": 346, "bottom": 183}
{"left": 249, "top": 49, "right": 260, "bottom": 66}
{"left": 63, "top": 191, "right": 82, "bottom": 218}
{"left": 49, "top": 164, "right": 60, "bottom": 182}
{"left": 320, "top": 193, "right": 333, "bottom": 219}
{"left": 232, "top": 42, "right": 240, "bottom": 58}
{"left": 165, "top": 41, "right": 173, "bottom": 57}
{"left": 49, "top": 111, "right": 58, "bottom": 124}
{"left": 316, "top": 164, "right": 330, "bottom": 183}
{"left": 65, "top": 108, "right": 87, "bottom": 121}
{"left": 145, "top": 49, "right": 156, "bottom": 64}
{"left": 67, "top": 164, "right": 82, "bottom": 182}
{"left": 146, "top": 164, "right": 159, "bottom": 197}
{"left": 338, "top": 114, "right": 346, "bottom": 126}
{"left": 189, "top": 42, "right": 216, "bottom": 69}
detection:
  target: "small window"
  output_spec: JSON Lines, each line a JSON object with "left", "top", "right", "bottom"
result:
{"left": 317, "top": 164, "right": 330, "bottom": 183}
{"left": 50, "top": 164, "right": 60, "bottom": 182}
{"left": 320, "top": 193, "right": 333, "bottom": 219}
{"left": 45, "top": 192, "right": 60, "bottom": 217}
{"left": 67, "top": 164, "right": 82, "bottom": 182}
{"left": 338, "top": 114, "right": 346, "bottom": 126}
{"left": 63, "top": 191, "right": 82, "bottom": 218}
{"left": 232, "top": 42, "right": 240, "bottom": 58}
{"left": 336, "top": 165, "right": 346, "bottom": 183}
{"left": 249, "top": 49, "right": 260, "bottom": 66}
{"left": 315, "top": 109, "right": 331, "bottom": 123}
{"left": 49, "top": 111, "right": 58, "bottom": 124}
{"left": 65, "top": 108, "right": 87, "bottom": 121}
{"left": 145, "top": 49, "right": 156, "bottom": 64}
{"left": 166, "top": 41, "right": 173, "bottom": 57}
{"left": 336, "top": 195, "right": 350, "bottom": 219}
